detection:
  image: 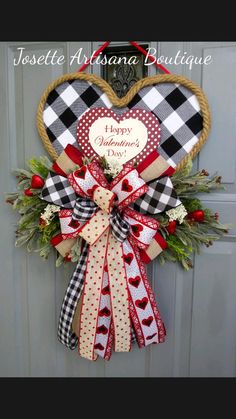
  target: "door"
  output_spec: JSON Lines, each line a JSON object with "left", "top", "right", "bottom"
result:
{"left": 0, "top": 41, "right": 236, "bottom": 377}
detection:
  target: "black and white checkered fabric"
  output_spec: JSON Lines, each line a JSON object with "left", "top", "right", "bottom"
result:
{"left": 110, "top": 209, "right": 130, "bottom": 242}
{"left": 132, "top": 176, "right": 181, "bottom": 214}
{"left": 57, "top": 242, "right": 89, "bottom": 349}
{"left": 43, "top": 79, "right": 203, "bottom": 168}
{"left": 41, "top": 172, "right": 77, "bottom": 208}
{"left": 72, "top": 197, "right": 97, "bottom": 222}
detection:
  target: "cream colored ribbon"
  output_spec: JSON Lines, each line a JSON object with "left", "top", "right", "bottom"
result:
{"left": 78, "top": 187, "right": 131, "bottom": 360}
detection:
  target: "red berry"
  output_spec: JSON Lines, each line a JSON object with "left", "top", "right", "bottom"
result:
{"left": 166, "top": 220, "right": 177, "bottom": 235}
{"left": 188, "top": 210, "right": 205, "bottom": 223}
{"left": 24, "top": 188, "right": 33, "bottom": 197}
{"left": 31, "top": 175, "right": 45, "bottom": 189}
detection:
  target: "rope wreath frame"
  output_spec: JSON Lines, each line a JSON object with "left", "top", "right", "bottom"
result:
{"left": 36, "top": 73, "right": 211, "bottom": 171}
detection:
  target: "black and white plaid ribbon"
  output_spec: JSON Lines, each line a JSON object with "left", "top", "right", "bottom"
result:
{"left": 72, "top": 197, "right": 97, "bottom": 222}
{"left": 41, "top": 172, "right": 76, "bottom": 208}
{"left": 57, "top": 241, "right": 89, "bottom": 349}
{"left": 132, "top": 176, "right": 181, "bottom": 214}
{"left": 109, "top": 209, "right": 130, "bottom": 242}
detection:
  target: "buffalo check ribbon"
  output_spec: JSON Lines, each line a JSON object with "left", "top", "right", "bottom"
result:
{"left": 41, "top": 144, "right": 181, "bottom": 360}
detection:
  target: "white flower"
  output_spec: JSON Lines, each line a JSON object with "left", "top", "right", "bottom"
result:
{"left": 40, "top": 204, "right": 60, "bottom": 225}
{"left": 104, "top": 159, "right": 123, "bottom": 178}
{"left": 166, "top": 204, "right": 187, "bottom": 224}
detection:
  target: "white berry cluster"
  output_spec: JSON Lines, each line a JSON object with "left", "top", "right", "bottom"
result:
{"left": 103, "top": 159, "right": 123, "bottom": 178}
{"left": 40, "top": 204, "right": 60, "bottom": 225}
{"left": 166, "top": 204, "right": 187, "bottom": 224}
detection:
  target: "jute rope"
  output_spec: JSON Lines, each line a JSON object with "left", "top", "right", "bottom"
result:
{"left": 36, "top": 73, "right": 211, "bottom": 171}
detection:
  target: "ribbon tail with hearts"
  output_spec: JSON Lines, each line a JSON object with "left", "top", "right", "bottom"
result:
{"left": 123, "top": 238, "right": 166, "bottom": 346}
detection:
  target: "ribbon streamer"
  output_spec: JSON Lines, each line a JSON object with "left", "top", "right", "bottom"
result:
{"left": 41, "top": 144, "right": 181, "bottom": 360}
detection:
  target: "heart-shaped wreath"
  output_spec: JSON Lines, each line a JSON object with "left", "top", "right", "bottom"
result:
{"left": 6, "top": 72, "right": 230, "bottom": 361}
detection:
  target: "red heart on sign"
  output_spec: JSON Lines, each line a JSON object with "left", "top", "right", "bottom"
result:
{"left": 135, "top": 297, "right": 148, "bottom": 310}
{"left": 129, "top": 276, "right": 141, "bottom": 288}
{"left": 77, "top": 108, "right": 161, "bottom": 165}
{"left": 142, "top": 316, "right": 154, "bottom": 327}
{"left": 131, "top": 224, "right": 143, "bottom": 237}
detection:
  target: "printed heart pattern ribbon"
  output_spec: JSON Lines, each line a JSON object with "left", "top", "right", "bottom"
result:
{"left": 41, "top": 141, "right": 180, "bottom": 361}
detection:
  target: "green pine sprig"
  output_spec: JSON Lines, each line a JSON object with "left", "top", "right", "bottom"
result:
{"left": 155, "top": 158, "right": 231, "bottom": 270}
{"left": 6, "top": 156, "right": 60, "bottom": 261}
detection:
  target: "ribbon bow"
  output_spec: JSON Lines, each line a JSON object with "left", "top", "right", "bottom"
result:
{"left": 41, "top": 144, "right": 181, "bottom": 360}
